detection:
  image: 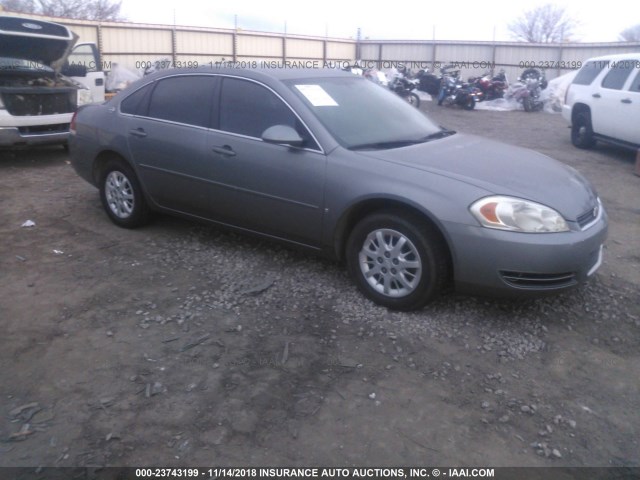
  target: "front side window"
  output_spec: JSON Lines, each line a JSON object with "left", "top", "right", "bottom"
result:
{"left": 147, "top": 75, "right": 214, "bottom": 127}
{"left": 218, "top": 78, "right": 317, "bottom": 149}
{"left": 601, "top": 61, "right": 638, "bottom": 90}
{"left": 67, "top": 44, "right": 98, "bottom": 72}
{"left": 629, "top": 71, "right": 640, "bottom": 92}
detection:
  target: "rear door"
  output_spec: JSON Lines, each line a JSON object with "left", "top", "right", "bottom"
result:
{"left": 124, "top": 74, "right": 218, "bottom": 218}
{"left": 592, "top": 59, "right": 639, "bottom": 143}
{"left": 617, "top": 66, "right": 640, "bottom": 145}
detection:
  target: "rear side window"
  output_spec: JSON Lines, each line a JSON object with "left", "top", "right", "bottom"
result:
{"left": 601, "top": 61, "right": 638, "bottom": 90}
{"left": 572, "top": 61, "right": 606, "bottom": 85}
{"left": 120, "top": 84, "right": 152, "bottom": 115}
{"left": 628, "top": 71, "right": 640, "bottom": 92}
{"left": 147, "top": 75, "right": 215, "bottom": 127}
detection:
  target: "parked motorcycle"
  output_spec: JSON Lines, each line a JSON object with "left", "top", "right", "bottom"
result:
{"left": 389, "top": 71, "right": 420, "bottom": 108}
{"left": 507, "top": 78, "right": 543, "bottom": 112}
{"left": 416, "top": 68, "right": 441, "bottom": 96}
{"left": 437, "top": 66, "right": 477, "bottom": 110}
{"left": 506, "top": 68, "right": 547, "bottom": 112}
{"left": 520, "top": 68, "right": 548, "bottom": 90}
{"left": 468, "top": 69, "right": 508, "bottom": 102}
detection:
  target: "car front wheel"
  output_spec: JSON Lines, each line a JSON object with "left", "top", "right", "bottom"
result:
{"left": 346, "top": 211, "right": 450, "bottom": 310}
{"left": 99, "top": 158, "right": 150, "bottom": 228}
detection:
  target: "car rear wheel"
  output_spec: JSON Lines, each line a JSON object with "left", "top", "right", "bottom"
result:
{"left": 99, "top": 158, "right": 150, "bottom": 228}
{"left": 571, "top": 110, "right": 596, "bottom": 149}
{"left": 346, "top": 211, "right": 449, "bottom": 310}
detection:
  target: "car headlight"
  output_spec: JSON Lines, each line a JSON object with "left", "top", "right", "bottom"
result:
{"left": 77, "top": 88, "right": 93, "bottom": 106}
{"left": 470, "top": 196, "right": 569, "bottom": 233}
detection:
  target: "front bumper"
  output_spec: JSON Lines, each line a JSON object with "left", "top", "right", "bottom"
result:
{"left": 446, "top": 209, "right": 608, "bottom": 296}
{"left": 0, "top": 125, "right": 70, "bottom": 146}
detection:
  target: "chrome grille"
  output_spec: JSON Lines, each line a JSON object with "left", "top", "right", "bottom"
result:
{"left": 1, "top": 91, "right": 76, "bottom": 116}
{"left": 577, "top": 203, "right": 600, "bottom": 229}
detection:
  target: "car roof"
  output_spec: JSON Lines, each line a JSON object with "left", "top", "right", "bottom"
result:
{"left": 146, "top": 66, "right": 356, "bottom": 83}
{"left": 583, "top": 52, "right": 640, "bottom": 62}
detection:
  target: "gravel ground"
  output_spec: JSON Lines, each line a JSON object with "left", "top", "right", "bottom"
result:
{"left": 0, "top": 102, "right": 638, "bottom": 471}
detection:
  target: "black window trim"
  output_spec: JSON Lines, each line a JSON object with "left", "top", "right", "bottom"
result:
{"left": 118, "top": 73, "right": 324, "bottom": 154}
{"left": 118, "top": 74, "right": 216, "bottom": 131}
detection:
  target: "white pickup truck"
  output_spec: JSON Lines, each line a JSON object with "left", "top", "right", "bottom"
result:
{"left": 0, "top": 15, "right": 105, "bottom": 147}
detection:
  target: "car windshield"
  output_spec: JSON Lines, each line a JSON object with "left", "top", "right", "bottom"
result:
{"left": 285, "top": 76, "right": 445, "bottom": 150}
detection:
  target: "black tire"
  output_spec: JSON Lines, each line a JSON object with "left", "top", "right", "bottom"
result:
{"left": 571, "top": 110, "right": 596, "bottom": 149}
{"left": 346, "top": 211, "right": 450, "bottom": 311}
{"left": 463, "top": 96, "right": 476, "bottom": 110}
{"left": 523, "top": 96, "right": 533, "bottom": 112}
{"left": 99, "top": 157, "right": 150, "bottom": 228}
{"left": 407, "top": 93, "right": 420, "bottom": 108}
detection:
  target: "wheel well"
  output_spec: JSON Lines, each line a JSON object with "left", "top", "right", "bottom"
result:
{"left": 92, "top": 150, "right": 130, "bottom": 184}
{"left": 571, "top": 103, "right": 590, "bottom": 123}
{"left": 334, "top": 199, "right": 453, "bottom": 271}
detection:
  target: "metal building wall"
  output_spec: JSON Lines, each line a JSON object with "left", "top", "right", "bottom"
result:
{"left": 1, "top": 10, "right": 638, "bottom": 79}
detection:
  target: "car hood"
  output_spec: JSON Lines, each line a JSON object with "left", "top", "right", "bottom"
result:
{"left": 361, "top": 133, "right": 598, "bottom": 220}
{"left": 0, "top": 16, "right": 77, "bottom": 70}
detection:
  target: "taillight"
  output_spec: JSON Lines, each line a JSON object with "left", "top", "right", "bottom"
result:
{"left": 70, "top": 111, "right": 78, "bottom": 134}
{"left": 564, "top": 85, "right": 571, "bottom": 105}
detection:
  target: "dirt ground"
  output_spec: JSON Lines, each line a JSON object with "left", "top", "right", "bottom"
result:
{"left": 1, "top": 103, "right": 639, "bottom": 472}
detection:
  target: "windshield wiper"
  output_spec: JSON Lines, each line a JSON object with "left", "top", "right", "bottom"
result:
{"left": 420, "top": 128, "right": 457, "bottom": 141}
{"left": 349, "top": 129, "right": 457, "bottom": 151}
{"left": 349, "top": 139, "right": 424, "bottom": 151}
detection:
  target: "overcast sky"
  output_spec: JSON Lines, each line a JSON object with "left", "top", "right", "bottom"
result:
{"left": 120, "top": 0, "right": 639, "bottom": 42}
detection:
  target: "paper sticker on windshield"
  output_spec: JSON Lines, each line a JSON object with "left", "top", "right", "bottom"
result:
{"left": 295, "top": 84, "right": 338, "bottom": 106}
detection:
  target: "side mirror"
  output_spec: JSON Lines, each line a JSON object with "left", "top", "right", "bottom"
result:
{"left": 62, "top": 63, "right": 88, "bottom": 77}
{"left": 261, "top": 125, "right": 304, "bottom": 147}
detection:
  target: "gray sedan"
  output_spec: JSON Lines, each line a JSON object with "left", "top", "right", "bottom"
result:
{"left": 69, "top": 68, "right": 607, "bottom": 310}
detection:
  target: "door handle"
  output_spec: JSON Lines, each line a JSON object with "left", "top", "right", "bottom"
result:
{"left": 212, "top": 145, "right": 236, "bottom": 157}
{"left": 621, "top": 98, "right": 632, "bottom": 104}
{"left": 129, "top": 128, "right": 147, "bottom": 138}
{"left": 592, "top": 93, "right": 601, "bottom": 98}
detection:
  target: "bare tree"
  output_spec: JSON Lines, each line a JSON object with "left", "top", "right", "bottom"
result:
{"left": 0, "top": 0, "right": 124, "bottom": 21}
{"left": 508, "top": 4, "right": 578, "bottom": 43}
{"left": 619, "top": 24, "right": 640, "bottom": 42}
{"left": 0, "top": 0, "right": 37, "bottom": 13}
